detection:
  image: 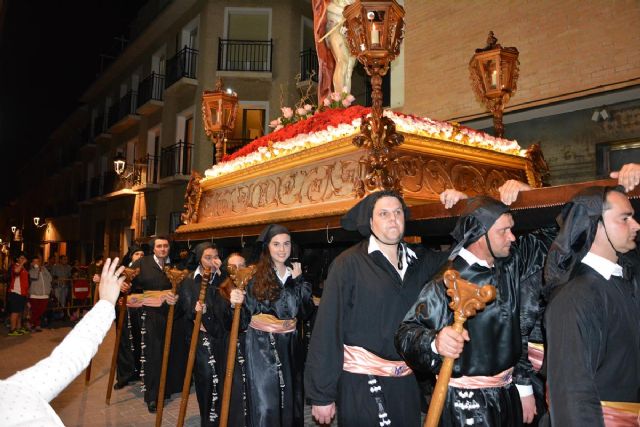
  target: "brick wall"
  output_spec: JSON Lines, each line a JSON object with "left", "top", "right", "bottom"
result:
{"left": 403, "top": 0, "right": 640, "bottom": 121}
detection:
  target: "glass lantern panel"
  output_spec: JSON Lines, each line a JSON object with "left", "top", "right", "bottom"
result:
{"left": 210, "top": 107, "right": 219, "bottom": 126}
{"left": 222, "top": 106, "right": 232, "bottom": 128}
{"left": 483, "top": 59, "right": 498, "bottom": 90}
{"left": 366, "top": 9, "right": 385, "bottom": 48}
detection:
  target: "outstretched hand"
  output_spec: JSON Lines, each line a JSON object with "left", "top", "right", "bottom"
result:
{"left": 611, "top": 163, "right": 640, "bottom": 192}
{"left": 99, "top": 258, "right": 126, "bottom": 306}
{"left": 440, "top": 189, "right": 468, "bottom": 209}
{"left": 498, "top": 180, "right": 532, "bottom": 205}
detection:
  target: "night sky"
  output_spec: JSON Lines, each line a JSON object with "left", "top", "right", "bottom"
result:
{"left": 0, "top": 0, "right": 145, "bottom": 204}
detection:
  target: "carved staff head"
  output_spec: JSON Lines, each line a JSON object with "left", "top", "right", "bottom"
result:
{"left": 443, "top": 269, "right": 496, "bottom": 321}
{"left": 164, "top": 266, "right": 191, "bottom": 292}
{"left": 227, "top": 264, "right": 257, "bottom": 291}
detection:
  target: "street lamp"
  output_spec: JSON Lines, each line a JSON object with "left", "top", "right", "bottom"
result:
{"left": 202, "top": 78, "right": 239, "bottom": 164}
{"left": 469, "top": 31, "right": 520, "bottom": 138}
{"left": 114, "top": 151, "right": 126, "bottom": 175}
{"left": 343, "top": 0, "right": 405, "bottom": 194}
{"left": 33, "top": 217, "right": 47, "bottom": 228}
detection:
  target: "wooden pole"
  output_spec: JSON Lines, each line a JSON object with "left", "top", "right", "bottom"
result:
{"left": 84, "top": 282, "right": 100, "bottom": 385}
{"left": 155, "top": 267, "right": 190, "bottom": 427}
{"left": 106, "top": 267, "right": 140, "bottom": 404}
{"left": 177, "top": 266, "right": 212, "bottom": 427}
{"left": 424, "top": 270, "right": 496, "bottom": 427}
{"left": 219, "top": 265, "right": 256, "bottom": 427}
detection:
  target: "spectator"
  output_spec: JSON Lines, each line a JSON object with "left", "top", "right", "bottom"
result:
{"left": 28, "top": 255, "right": 52, "bottom": 332}
{"left": 7, "top": 253, "right": 29, "bottom": 336}
{"left": 51, "top": 255, "right": 72, "bottom": 310}
{"left": 0, "top": 257, "right": 125, "bottom": 426}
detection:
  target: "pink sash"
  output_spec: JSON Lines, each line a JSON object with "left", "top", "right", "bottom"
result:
{"left": 602, "top": 401, "right": 640, "bottom": 427}
{"left": 528, "top": 342, "right": 544, "bottom": 372}
{"left": 446, "top": 368, "right": 513, "bottom": 389}
{"left": 126, "top": 293, "right": 144, "bottom": 308}
{"left": 249, "top": 314, "right": 297, "bottom": 334}
{"left": 142, "top": 290, "right": 172, "bottom": 307}
{"left": 343, "top": 344, "right": 413, "bottom": 377}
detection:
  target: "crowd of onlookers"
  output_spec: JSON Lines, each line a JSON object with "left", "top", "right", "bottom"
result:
{"left": 0, "top": 253, "right": 106, "bottom": 335}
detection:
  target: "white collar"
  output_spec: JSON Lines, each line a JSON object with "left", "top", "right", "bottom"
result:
{"left": 195, "top": 265, "right": 218, "bottom": 282}
{"left": 458, "top": 247, "right": 492, "bottom": 268}
{"left": 153, "top": 255, "right": 169, "bottom": 268}
{"left": 367, "top": 235, "right": 416, "bottom": 279}
{"left": 581, "top": 252, "right": 623, "bottom": 280}
{"left": 275, "top": 266, "right": 292, "bottom": 284}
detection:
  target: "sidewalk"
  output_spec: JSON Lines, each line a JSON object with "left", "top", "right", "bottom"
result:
{"left": 0, "top": 319, "right": 324, "bottom": 426}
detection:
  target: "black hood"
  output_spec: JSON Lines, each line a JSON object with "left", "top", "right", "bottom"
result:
{"left": 341, "top": 190, "right": 409, "bottom": 237}
{"left": 449, "top": 196, "right": 510, "bottom": 260}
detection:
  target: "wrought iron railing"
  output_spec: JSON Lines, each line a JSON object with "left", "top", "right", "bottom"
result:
{"left": 165, "top": 46, "right": 198, "bottom": 88}
{"left": 217, "top": 39, "right": 273, "bottom": 72}
{"left": 160, "top": 141, "right": 192, "bottom": 178}
{"left": 137, "top": 72, "right": 165, "bottom": 107}
{"left": 300, "top": 49, "right": 318, "bottom": 82}
{"left": 133, "top": 154, "right": 160, "bottom": 185}
{"left": 107, "top": 90, "right": 138, "bottom": 128}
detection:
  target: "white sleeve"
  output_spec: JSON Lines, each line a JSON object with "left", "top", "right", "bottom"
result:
{"left": 5, "top": 300, "right": 115, "bottom": 402}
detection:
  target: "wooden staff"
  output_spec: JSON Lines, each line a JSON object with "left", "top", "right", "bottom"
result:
{"left": 154, "top": 267, "right": 190, "bottom": 427}
{"left": 105, "top": 267, "right": 140, "bottom": 404}
{"left": 424, "top": 269, "right": 496, "bottom": 427}
{"left": 219, "top": 264, "right": 256, "bottom": 427}
{"left": 176, "top": 266, "right": 213, "bottom": 427}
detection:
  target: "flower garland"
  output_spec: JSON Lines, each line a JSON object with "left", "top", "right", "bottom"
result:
{"left": 204, "top": 105, "right": 524, "bottom": 179}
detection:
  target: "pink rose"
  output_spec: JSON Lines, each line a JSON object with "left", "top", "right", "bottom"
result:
{"left": 342, "top": 86, "right": 349, "bottom": 93}
{"left": 296, "top": 107, "right": 307, "bottom": 116}
{"left": 323, "top": 97, "right": 331, "bottom": 107}
{"left": 281, "top": 107, "right": 293, "bottom": 119}
{"left": 269, "top": 118, "right": 280, "bottom": 128}
{"left": 331, "top": 92, "right": 342, "bottom": 102}
{"left": 346, "top": 94, "right": 356, "bottom": 103}
{"left": 342, "top": 99, "right": 351, "bottom": 107}
{"left": 304, "top": 104, "right": 313, "bottom": 111}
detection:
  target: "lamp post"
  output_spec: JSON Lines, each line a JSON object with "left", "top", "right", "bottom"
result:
{"left": 113, "top": 152, "right": 126, "bottom": 176}
{"left": 202, "top": 78, "right": 239, "bottom": 164}
{"left": 343, "top": 0, "right": 405, "bottom": 194}
{"left": 469, "top": 31, "right": 519, "bottom": 138}
{"left": 113, "top": 151, "right": 142, "bottom": 188}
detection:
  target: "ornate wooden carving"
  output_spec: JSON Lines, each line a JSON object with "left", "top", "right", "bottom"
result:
{"left": 181, "top": 171, "right": 203, "bottom": 225}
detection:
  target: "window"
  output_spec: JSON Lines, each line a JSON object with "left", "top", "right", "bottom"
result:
{"left": 596, "top": 139, "right": 640, "bottom": 178}
{"left": 226, "top": 101, "right": 268, "bottom": 156}
{"left": 169, "top": 212, "right": 182, "bottom": 233}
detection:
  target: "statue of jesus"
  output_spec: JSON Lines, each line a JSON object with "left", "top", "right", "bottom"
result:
{"left": 312, "top": 0, "right": 357, "bottom": 105}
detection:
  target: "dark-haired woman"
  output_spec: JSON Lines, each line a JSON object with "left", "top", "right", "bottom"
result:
{"left": 244, "top": 225, "right": 314, "bottom": 426}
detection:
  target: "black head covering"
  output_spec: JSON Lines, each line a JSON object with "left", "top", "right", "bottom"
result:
{"left": 449, "top": 196, "right": 510, "bottom": 260}
{"left": 194, "top": 242, "right": 216, "bottom": 264}
{"left": 257, "top": 224, "right": 290, "bottom": 244}
{"left": 123, "top": 244, "right": 145, "bottom": 266}
{"left": 341, "top": 190, "right": 410, "bottom": 237}
{"left": 543, "top": 185, "right": 624, "bottom": 300}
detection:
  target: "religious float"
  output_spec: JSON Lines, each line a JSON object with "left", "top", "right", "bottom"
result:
{"left": 174, "top": 0, "right": 634, "bottom": 243}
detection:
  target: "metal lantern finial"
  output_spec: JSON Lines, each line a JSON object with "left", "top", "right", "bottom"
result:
{"left": 469, "top": 31, "right": 520, "bottom": 138}
{"left": 202, "top": 78, "right": 239, "bottom": 164}
{"left": 343, "top": 0, "right": 406, "bottom": 195}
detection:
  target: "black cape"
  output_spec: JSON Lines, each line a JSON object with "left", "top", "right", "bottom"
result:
{"left": 545, "top": 263, "right": 640, "bottom": 427}
{"left": 304, "top": 239, "right": 447, "bottom": 426}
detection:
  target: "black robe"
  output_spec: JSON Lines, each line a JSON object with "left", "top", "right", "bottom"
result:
{"left": 545, "top": 263, "right": 640, "bottom": 427}
{"left": 133, "top": 255, "right": 183, "bottom": 404}
{"left": 244, "top": 273, "right": 314, "bottom": 427}
{"left": 304, "top": 240, "right": 448, "bottom": 427}
{"left": 115, "top": 277, "right": 143, "bottom": 387}
{"left": 395, "top": 229, "right": 554, "bottom": 427}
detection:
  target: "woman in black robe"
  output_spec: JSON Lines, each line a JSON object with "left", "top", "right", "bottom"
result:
{"left": 243, "top": 224, "right": 314, "bottom": 427}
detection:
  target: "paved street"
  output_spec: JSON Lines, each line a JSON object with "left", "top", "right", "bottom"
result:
{"left": 0, "top": 319, "right": 324, "bottom": 426}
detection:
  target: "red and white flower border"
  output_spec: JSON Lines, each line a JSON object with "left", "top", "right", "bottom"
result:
{"left": 204, "top": 106, "right": 524, "bottom": 179}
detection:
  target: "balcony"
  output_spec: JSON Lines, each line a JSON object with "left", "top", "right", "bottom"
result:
{"left": 165, "top": 47, "right": 198, "bottom": 92}
{"left": 159, "top": 141, "right": 192, "bottom": 183}
{"left": 217, "top": 39, "right": 273, "bottom": 79}
{"left": 137, "top": 72, "right": 165, "bottom": 115}
{"left": 107, "top": 90, "right": 140, "bottom": 133}
{"left": 132, "top": 154, "right": 162, "bottom": 192}
{"left": 299, "top": 49, "right": 318, "bottom": 84}
{"left": 93, "top": 114, "right": 110, "bottom": 142}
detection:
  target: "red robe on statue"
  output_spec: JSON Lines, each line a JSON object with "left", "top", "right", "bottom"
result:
{"left": 312, "top": 0, "right": 335, "bottom": 106}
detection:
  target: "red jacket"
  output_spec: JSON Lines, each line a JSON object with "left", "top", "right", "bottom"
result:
{"left": 10, "top": 267, "right": 29, "bottom": 296}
